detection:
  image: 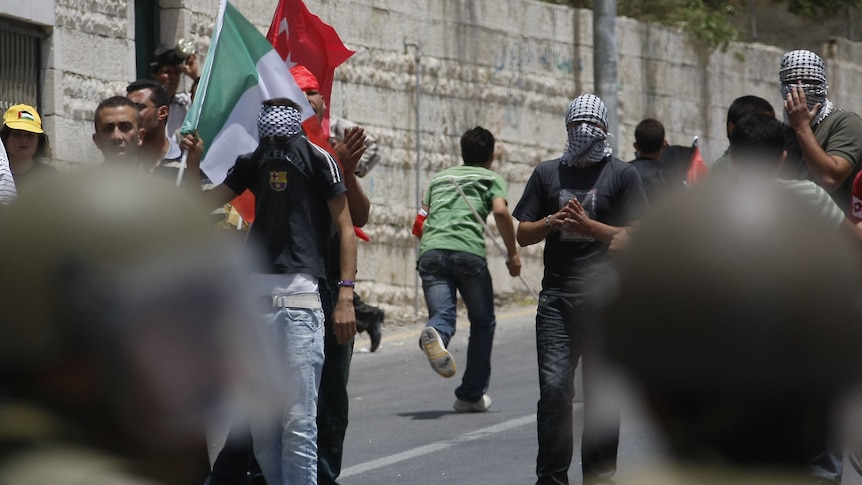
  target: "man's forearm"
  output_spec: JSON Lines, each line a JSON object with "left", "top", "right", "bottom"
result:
{"left": 517, "top": 219, "right": 549, "bottom": 247}
{"left": 796, "top": 128, "right": 851, "bottom": 191}
{"left": 494, "top": 212, "right": 519, "bottom": 257}
{"left": 344, "top": 173, "right": 370, "bottom": 227}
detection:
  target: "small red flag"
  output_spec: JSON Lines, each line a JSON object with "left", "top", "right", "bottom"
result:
{"left": 686, "top": 137, "right": 709, "bottom": 186}
{"left": 230, "top": 189, "right": 256, "bottom": 224}
{"left": 266, "top": 0, "right": 355, "bottom": 137}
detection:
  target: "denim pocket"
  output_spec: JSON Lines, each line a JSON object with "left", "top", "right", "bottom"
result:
{"left": 417, "top": 250, "right": 447, "bottom": 275}
{"left": 285, "top": 307, "right": 323, "bottom": 332}
{"left": 451, "top": 252, "right": 485, "bottom": 278}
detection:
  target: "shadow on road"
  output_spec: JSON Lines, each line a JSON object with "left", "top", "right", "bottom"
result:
{"left": 396, "top": 410, "right": 459, "bottom": 420}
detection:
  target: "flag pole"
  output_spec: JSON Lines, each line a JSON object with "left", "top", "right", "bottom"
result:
{"left": 176, "top": 151, "right": 188, "bottom": 187}
{"left": 176, "top": 0, "right": 227, "bottom": 187}
{"left": 449, "top": 176, "right": 539, "bottom": 301}
{"left": 405, "top": 39, "right": 422, "bottom": 317}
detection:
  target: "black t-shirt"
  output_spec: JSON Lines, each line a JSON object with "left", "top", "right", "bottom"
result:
{"left": 629, "top": 156, "right": 674, "bottom": 205}
{"left": 224, "top": 136, "right": 346, "bottom": 277}
{"left": 513, "top": 156, "right": 646, "bottom": 294}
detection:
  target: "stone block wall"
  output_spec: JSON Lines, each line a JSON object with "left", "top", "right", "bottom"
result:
{"left": 12, "top": 0, "right": 862, "bottom": 314}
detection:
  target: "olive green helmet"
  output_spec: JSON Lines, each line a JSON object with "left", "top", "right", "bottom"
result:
{"left": 0, "top": 166, "right": 234, "bottom": 369}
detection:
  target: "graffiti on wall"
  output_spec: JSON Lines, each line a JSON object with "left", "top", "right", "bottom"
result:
{"left": 492, "top": 39, "right": 574, "bottom": 76}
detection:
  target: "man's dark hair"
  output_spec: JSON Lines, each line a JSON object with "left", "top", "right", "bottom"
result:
{"left": 460, "top": 126, "right": 495, "bottom": 166}
{"left": 263, "top": 98, "right": 302, "bottom": 111}
{"left": 148, "top": 44, "right": 184, "bottom": 75}
{"left": 726, "top": 96, "right": 775, "bottom": 137}
{"left": 729, "top": 113, "right": 784, "bottom": 168}
{"left": 634, "top": 118, "right": 665, "bottom": 154}
{"left": 94, "top": 96, "right": 142, "bottom": 129}
{"left": 126, "top": 79, "right": 171, "bottom": 109}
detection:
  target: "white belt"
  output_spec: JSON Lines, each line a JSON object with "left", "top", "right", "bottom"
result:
{"left": 271, "top": 293, "right": 321, "bottom": 310}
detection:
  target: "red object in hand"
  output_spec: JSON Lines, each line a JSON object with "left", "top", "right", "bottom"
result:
{"left": 354, "top": 226, "right": 370, "bottom": 242}
{"left": 851, "top": 171, "right": 862, "bottom": 223}
{"left": 412, "top": 208, "right": 428, "bottom": 238}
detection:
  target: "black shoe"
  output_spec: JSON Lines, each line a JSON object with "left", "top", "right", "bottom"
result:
{"left": 368, "top": 310, "right": 383, "bottom": 352}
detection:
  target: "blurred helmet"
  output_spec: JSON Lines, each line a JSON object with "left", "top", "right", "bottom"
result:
{"left": 602, "top": 177, "right": 862, "bottom": 398}
{"left": 0, "top": 166, "right": 275, "bottom": 449}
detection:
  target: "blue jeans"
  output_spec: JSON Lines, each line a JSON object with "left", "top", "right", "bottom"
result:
{"left": 253, "top": 294, "right": 325, "bottom": 485}
{"left": 317, "top": 282, "right": 354, "bottom": 485}
{"left": 810, "top": 443, "right": 843, "bottom": 484}
{"left": 535, "top": 292, "right": 619, "bottom": 485}
{"left": 418, "top": 249, "right": 495, "bottom": 402}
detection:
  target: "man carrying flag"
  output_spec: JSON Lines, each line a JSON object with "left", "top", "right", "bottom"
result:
{"left": 190, "top": 96, "right": 357, "bottom": 485}
{"left": 181, "top": 2, "right": 357, "bottom": 484}
{"left": 266, "top": 2, "right": 375, "bottom": 483}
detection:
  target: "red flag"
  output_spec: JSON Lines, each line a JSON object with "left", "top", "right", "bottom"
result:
{"left": 267, "top": 0, "right": 355, "bottom": 137}
{"left": 230, "top": 189, "right": 256, "bottom": 224}
{"left": 686, "top": 137, "right": 708, "bottom": 186}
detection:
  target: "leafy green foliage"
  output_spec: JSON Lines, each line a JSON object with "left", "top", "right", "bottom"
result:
{"left": 783, "top": 0, "right": 861, "bottom": 18}
{"left": 540, "top": 0, "right": 858, "bottom": 51}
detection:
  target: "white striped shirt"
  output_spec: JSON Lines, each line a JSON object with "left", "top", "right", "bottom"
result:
{"left": 775, "top": 178, "right": 845, "bottom": 227}
{"left": 0, "top": 139, "right": 17, "bottom": 204}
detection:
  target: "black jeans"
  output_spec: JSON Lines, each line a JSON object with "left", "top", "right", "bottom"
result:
{"left": 535, "top": 292, "right": 619, "bottom": 485}
{"left": 318, "top": 282, "right": 354, "bottom": 485}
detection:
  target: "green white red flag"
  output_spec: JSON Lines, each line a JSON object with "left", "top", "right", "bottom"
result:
{"left": 180, "top": 0, "right": 315, "bottom": 187}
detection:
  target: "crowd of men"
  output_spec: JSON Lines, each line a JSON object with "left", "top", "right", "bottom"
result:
{"left": 1, "top": 43, "right": 862, "bottom": 485}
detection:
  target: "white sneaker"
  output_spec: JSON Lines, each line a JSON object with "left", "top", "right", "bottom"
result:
{"left": 420, "top": 327, "right": 456, "bottom": 378}
{"left": 453, "top": 394, "right": 492, "bottom": 413}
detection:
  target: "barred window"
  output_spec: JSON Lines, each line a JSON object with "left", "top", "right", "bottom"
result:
{"left": 0, "top": 18, "right": 44, "bottom": 113}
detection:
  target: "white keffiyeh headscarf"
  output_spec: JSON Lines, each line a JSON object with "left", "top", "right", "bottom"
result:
{"left": 258, "top": 104, "right": 303, "bottom": 139}
{"left": 562, "top": 94, "right": 613, "bottom": 167}
{"left": 779, "top": 50, "right": 833, "bottom": 126}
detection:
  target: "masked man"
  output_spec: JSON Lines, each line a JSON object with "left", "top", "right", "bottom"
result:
{"left": 780, "top": 49, "right": 862, "bottom": 215}
{"left": 513, "top": 94, "right": 647, "bottom": 485}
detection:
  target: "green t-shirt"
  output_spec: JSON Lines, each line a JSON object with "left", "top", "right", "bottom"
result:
{"left": 783, "top": 110, "right": 862, "bottom": 213}
{"left": 418, "top": 165, "right": 508, "bottom": 260}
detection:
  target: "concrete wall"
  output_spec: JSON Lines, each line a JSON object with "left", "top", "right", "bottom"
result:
{"left": 5, "top": 0, "right": 862, "bottom": 314}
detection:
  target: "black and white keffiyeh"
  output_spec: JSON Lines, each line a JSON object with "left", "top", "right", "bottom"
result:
{"left": 779, "top": 50, "right": 833, "bottom": 126}
{"left": 779, "top": 50, "right": 827, "bottom": 85}
{"left": 258, "top": 104, "right": 303, "bottom": 138}
{"left": 562, "top": 94, "right": 613, "bottom": 167}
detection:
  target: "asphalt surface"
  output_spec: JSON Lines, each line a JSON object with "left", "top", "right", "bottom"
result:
{"left": 341, "top": 305, "right": 862, "bottom": 485}
{"left": 340, "top": 306, "right": 663, "bottom": 484}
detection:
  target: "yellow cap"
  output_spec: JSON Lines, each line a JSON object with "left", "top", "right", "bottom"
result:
{"left": 3, "top": 104, "right": 43, "bottom": 134}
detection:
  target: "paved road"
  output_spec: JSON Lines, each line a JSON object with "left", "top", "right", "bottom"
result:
{"left": 340, "top": 307, "right": 664, "bottom": 485}
{"left": 340, "top": 306, "right": 862, "bottom": 485}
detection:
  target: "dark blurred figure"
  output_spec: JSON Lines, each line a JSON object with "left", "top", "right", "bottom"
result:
{"left": 710, "top": 95, "right": 776, "bottom": 175}
{"left": 629, "top": 118, "right": 674, "bottom": 203}
{"left": 0, "top": 167, "right": 272, "bottom": 485}
{"left": 602, "top": 177, "right": 862, "bottom": 485}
